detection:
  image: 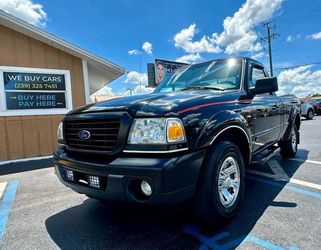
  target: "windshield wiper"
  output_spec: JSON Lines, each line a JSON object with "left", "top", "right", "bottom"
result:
{"left": 181, "top": 86, "right": 225, "bottom": 91}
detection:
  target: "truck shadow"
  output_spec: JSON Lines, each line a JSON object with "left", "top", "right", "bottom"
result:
{"left": 45, "top": 149, "right": 309, "bottom": 249}
{"left": 45, "top": 199, "right": 199, "bottom": 249}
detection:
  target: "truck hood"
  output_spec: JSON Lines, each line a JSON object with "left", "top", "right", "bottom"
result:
{"left": 69, "top": 91, "right": 242, "bottom": 117}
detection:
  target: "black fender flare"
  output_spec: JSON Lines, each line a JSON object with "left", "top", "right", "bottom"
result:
{"left": 195, "top": 110, "right": 252, "bottom": 155}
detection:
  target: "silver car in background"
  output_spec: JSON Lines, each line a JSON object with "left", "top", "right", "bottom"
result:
{"left": 301, "top": 102, "right": 314, "bottom": 120}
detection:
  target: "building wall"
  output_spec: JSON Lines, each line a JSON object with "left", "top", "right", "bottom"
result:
{"left": 0, "top": 24, "right": 86, "bottom": 161}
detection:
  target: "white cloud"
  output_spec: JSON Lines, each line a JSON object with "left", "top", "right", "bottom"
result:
{"left": 277, "top": 66, "right": 321, "bottom": 97}
{"left": 306, "top": 31, "right": 321, "bottom": 40}
{"left": 142, "top": 41, "right": 153, "bottom": 55}
{"left": 173, "top": 0, "right": 283, "bottom": 57}
{"left": 123, "top": 71, "right": 154, "bottom": 96}
{"left": 128, "top": 41, "right": 153, "bottom": 56}
{"left": 251, "top": 51, "right": 266, "bottom": 60}
{"left": 213, "top": 0, "right": 283, "bottom": 55}
{"left": 286, "top": 35, "right": 293, "bottom": 42}
{"left": 94, "top": 85, "right": 114, "bottom": 96}
{"left": 125, "top": 71, "right": 148, "bottom": 85}
{"left": 176, "top": 53, "right": 202, "bottom": 63}
{"left": 128, "top": 49, "right": 140, "bottom": 55}
{"left": 123, "top": 85, "right": 154, "bottom": 96}
{"left": 286, "top": 34, "right": 301, "bottom": 42}
{"left": 173, "top": 23, "right": 221, "bottom": 54}
{"left": 92, "top": 71, "right": 155, "bottom": 98}
{"left": 0, "top": 0, "right": 47, "bottom": 27}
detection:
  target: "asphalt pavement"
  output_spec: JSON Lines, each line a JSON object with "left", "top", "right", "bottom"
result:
{"left": 1, "top": 116, "right": 321, "bottom": 249}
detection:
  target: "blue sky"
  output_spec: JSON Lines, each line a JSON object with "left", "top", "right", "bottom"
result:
{"left": 1, "top": 0, "right": 321, "bottom": 97}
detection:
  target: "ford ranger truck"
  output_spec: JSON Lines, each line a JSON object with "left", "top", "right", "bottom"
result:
{"left": 54, "top": 57, "right": 300, "bottom": 225}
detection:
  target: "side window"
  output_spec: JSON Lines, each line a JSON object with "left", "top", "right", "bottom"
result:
{"left": 249, "top": 66, "right": 266, "bottom": 88}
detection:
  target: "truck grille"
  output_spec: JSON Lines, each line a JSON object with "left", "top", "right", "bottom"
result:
{"left": 64, "top": 119, "right": 120, "bottom": 152}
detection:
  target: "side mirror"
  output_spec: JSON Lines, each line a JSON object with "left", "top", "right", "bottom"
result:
{"left": 248, "top": 77, "right": 278, "bottom": 96}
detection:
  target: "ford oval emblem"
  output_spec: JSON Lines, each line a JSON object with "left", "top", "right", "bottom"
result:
{"left": 78, "top": 130, "right": 91, "bottom": 140}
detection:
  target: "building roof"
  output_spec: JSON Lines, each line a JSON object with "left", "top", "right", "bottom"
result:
{"left": 0, "top": 10, "right": 125, "bottom": 93}
{"left": 91, "top": 95, "right": 121, "bottom": 103}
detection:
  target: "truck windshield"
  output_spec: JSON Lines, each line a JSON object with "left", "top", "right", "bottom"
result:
{"left": 154, "top": 58, "right": 242, "bottom": 93}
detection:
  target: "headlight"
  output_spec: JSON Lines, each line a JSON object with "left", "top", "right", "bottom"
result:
{"left": 57, "top": 122, "right": 64, "bottom": 141}
{"left": 128, "top": 118, "right": 186, "bottom": 144}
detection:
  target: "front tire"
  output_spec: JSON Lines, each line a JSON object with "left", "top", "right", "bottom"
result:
{"left": 193, "top": 141, "right": 245, "bottom": 226}
{"left": 279, "top": 124, "right": 298, "bottom": 158}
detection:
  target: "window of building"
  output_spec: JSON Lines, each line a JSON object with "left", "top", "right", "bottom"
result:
{"left": 0, "top": 66, "right": 73, "bottom": 116}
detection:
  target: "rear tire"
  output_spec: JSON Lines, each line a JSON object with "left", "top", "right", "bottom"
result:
{"left": 279, "top": 124, "right": 298, "bottom": 158}
{"left": 305, "top": 109, "right": 314, "bottom": 120}
{"left": 193, "top": 141, "right": 245, "bottom": 226}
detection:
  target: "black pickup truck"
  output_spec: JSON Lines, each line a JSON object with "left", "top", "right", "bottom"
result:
{"left": 54, "top": 57, "right": 300, "bottom": 225}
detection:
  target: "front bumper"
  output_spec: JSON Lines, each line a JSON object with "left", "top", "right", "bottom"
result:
{"left": 53, "top": 148, "right": 206, "bottom": 204}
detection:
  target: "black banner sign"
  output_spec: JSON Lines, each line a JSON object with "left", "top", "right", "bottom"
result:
{"left": 4, "top": 72, "right": 66, "bottom": 91}
{"left": 6, "top": 92, "right": 66, "bottom": 110}
{"left": 147, "top": 63, "right": 156, "bottom": 87}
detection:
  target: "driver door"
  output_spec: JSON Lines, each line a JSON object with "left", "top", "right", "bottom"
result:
{"left": 249, "top": 64, "right": 281, "bottom": 152}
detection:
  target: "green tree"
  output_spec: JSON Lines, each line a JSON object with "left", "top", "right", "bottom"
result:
{"left": 282, "top": 94, "right": 298, "bottom": 98}
{"left": 310, "top": 93, "right": 321, "bottom": 98}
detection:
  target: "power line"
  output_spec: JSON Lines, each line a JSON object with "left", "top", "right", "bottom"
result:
{"left": 269, "top": 61, "right": 321, "bottom": 72}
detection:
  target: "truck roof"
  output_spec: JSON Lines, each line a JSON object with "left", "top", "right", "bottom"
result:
{"left": 194, "top": 56, "right": 265, "bottom": 68}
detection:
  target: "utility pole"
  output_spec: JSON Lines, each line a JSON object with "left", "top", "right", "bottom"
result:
{"left": 139, "top": 42, "right": 142, "bottom": 93}
{"left": 261, "top": 22, "right": 279, "bottom": 77}
{"left": 126, "top": 88, "right": 134, "bottom": 96}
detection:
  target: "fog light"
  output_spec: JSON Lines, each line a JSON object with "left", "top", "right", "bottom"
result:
{"left": 64, "top": 169, "right": 74, "bottom": 181}
{"left": 88, "top": 175, "right": 100, "bottom": 189}
{"left": 141, "top": 180, "right": 152, "bottom": 196}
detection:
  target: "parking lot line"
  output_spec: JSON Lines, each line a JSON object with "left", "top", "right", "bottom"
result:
{"left": 184, "top": 224, "right": 299, "bottom": 250}
{"left": 288, "top": 158, "right": 321, "bottom": 165}
{"left": 0, "top": 182, "right": 7, "bottom": 201}
{"left": 268, "top": 160, "right": 289, "bottom": 180}
{"left": 289, "top": 179, "right": 321, "bottom": 191}
{"left": 247, "top": 160, "right": 321, "bottom": 191}
{"left": 0, "top": 180, "right": 19, "bottom": 243}
{"left": 247, "top": 169, "right": 321, "bottom": 191}
{"left": 248, "top": 175, "right": 321, "bottom": 200}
